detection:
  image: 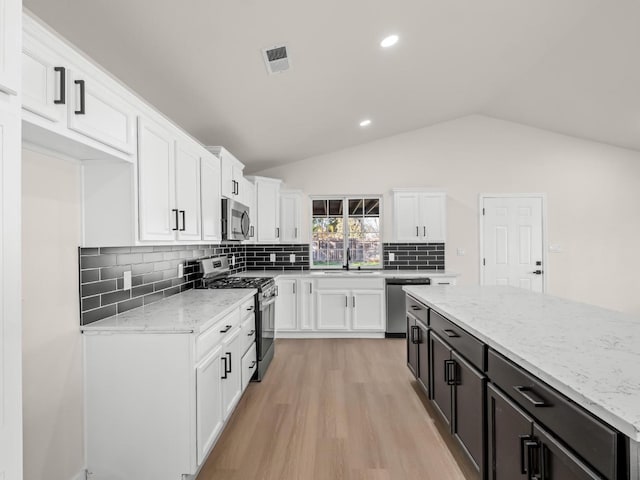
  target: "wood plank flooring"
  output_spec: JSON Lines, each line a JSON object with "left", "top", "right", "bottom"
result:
{"left": 198, "top": 338, "right": 479, "bottom": 480}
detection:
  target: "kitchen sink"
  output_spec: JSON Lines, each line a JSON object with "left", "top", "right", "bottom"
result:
{"left": 309, "top": 270, "right": 382, "bottom": 276}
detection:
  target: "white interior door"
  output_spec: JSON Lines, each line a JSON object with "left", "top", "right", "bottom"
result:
{"left": 482, "top": 196, "right": 544, "bottom": 292}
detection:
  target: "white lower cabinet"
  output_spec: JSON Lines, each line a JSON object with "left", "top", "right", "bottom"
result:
{"left": 196, "top": 345, "right": 224, "bottom": 465}
{"left": 275, "top": 276, "right": 385, "bottom": 336}
{"left": 275, "top": 278, "right": 298, "bottom": 331}
{"left": 84, "top": 295, "right": 257, "bottom": 479}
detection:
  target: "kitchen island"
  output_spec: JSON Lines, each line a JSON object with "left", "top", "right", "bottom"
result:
{"left": 403, "top": 285, "right": 640, "bottom": 480}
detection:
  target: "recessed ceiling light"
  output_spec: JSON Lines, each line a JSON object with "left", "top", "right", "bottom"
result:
{"left": 359, "top": 119, "right": 372, "bottom": 127}
{"left": 380, "top": 35, "right": 399, "bottom": 48}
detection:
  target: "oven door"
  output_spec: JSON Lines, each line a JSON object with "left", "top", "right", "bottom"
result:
{"left": 257, "top": 295, "right": 275, "bottom": 360}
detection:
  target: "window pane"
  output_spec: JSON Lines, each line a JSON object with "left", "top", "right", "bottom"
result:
{"left": 312, "top": 200, "right": 327, "bottom": 217}
{"left": 328, "top": 199, "right": 343, "bottom": 216}
{"left": 348, "top": 199, "right": 363, "bottom": 215}
{"left": 312, "top": 217, "right": 344, "bottom": 267}
{"left": 364, "top": 198, "right": 379, "bottom": 216}
{"left": 348, "top": 217, "right": 381, "bottom": 267}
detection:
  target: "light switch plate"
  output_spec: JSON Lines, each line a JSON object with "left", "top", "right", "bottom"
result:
{"left": 177, "top": 263, "right": 184, "bottom": 277}
{"left": 270, "top": 253, "right": 276, "bottom": 262}
{"left": 123, "top": 271, "right": 132, "bottom": 290}
{"left": 289, "top": 254, "right": 296, "bottom": 263}
{"left": 389, "top": 252, "right": 395, "bottom": 261}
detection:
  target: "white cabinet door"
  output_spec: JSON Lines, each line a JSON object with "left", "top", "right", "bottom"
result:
{"left": 67, "top": 70, "right": 137, "bottom": 154}
{"left": 298, "top": 279, "right": 315, "bottom": 330}
{"left": 221, "top": 327, "right": 242, "bottom": 419}
{"left": 0, "top": 108, "right": 22, "bottom": 480}
{"left": 138, "top": 117, "right": 176, "bottom": 241}
{"left": 195, "top": 345, "right": 223, "bottom": 465}
{"left": 316, "top": 290, "right": 349, "bottom": 330}
{"left": 241, "top": 343, "right": 257, "bottom": 391}
{"left": 255, "top": 179, "right": 280, "bottom": 242}
{"left": 21, "top": 37, "right": 65, "bottom": 123}
{"left": 351, "top": 290, "right": 385, "bottom": 330}
{"left": 420, "top": 193, "right": 446, "bottom": 242}
{"left": 394, "top": 192, "right": 421, "bottom": 242}
{"left": 0, "top": 0, "right": 20, "bottom": 96}
{"left": 280, "top": 192, "right": 302, "bottom": 243}
{"left": 175, "top": 139, "right": 202, "bottom": 241}
{"left": 275, "top": 279, "right": 297, "bottom": 331}
{"left": 201, "top": 154, "right": 221, "bottom": 242}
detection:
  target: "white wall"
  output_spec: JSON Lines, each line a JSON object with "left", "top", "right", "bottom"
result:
{"left": 256, "top": 115, "right": 640, "bottom": 316}
{"left": 22, "top": 148, "right": 84, "bottom": 480}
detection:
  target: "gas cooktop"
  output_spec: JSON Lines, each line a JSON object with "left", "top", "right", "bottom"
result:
{"left": 203, "top": 276, "right": 272, "bottom": 289}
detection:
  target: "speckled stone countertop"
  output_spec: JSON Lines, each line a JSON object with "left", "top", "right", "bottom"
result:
{"left": 403, "top": 285, "right": 640, "bottom": 441}
{"left": 234, "top": 270, "right": 458, "bottom": 279}
{"left": 81, "top": 288, "right": 256, "bottom": 334}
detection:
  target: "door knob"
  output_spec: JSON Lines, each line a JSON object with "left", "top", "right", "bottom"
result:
{"left": 532, "top": 270, "right": 543, "bottom": 275}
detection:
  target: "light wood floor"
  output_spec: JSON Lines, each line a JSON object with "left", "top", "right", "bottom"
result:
{"left": 198, "top": 338, "right": 479, "bottom": 480}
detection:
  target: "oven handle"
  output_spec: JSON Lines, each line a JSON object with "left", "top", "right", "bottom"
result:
{"left": 261, "top": 296, "right": 277, "bottom": 308}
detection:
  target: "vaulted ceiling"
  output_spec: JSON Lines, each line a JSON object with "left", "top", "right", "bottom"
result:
{"left": 23, "top": 0, "right": 640, "bottom": 171}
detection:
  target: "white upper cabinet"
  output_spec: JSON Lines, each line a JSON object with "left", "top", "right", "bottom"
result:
{"left": 66, "top": 69, "right": 137, "bottom": 155}
{"left": 208, "top": 147, "right": 244, "bottom": 200}
{"left": 138, "top": 117, "right": 176, "bottom": 241}
{"left": 280, "top": 190, "right": 304, "bottom": 243}
{"left": 201, "top": 152, "right": 222, "bottom": 242}
{"left": 174, "top": 137, "right": 203, "bottom": 241}
{"left": 249, "top": 176, "right": 282, "bottom": 243}
{"left": 393, "top": 190, "right": 447, "bottom": 243}
{"left": 22, "top": 14, "right": 137, "bottom": 161}
{"left": 0, "top": 0, "right": 20, "bottom": 96}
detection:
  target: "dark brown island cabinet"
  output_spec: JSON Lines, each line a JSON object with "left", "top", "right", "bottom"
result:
{"left": 406, "top": 293, "right": 629, "bottom": 480}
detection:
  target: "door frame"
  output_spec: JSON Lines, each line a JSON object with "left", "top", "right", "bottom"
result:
{"left": 478, "top": 193, "right": 548, "bottom": 292}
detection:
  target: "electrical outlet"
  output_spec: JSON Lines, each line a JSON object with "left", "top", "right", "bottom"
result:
{"left": 289, "top": 254, "right": 296, "bottom": 263}
{"left": 178, "top": 263, "right": 184, "bottom": 277}
{"left": 457, "top": 248, "right": 466, "bottom": 256}
{"left": 270, "top": 253, "right": 276, "bottom": 262}
{"left": 231, "top": 255, "right": 236, "bottom": 266}
{"left": 123, "top": 271, "right": 132, "bottom": 290}
{"left": 389, "top": 252, "right": 395, "bottom": 261}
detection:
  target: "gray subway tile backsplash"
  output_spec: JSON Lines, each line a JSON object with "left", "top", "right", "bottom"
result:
{"left": 383, "top": 243, "right": 445, "bottom": 270}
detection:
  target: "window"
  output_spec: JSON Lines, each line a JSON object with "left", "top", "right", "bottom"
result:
{"left": 311, "top": 196, "right": 382, "bottom": 269}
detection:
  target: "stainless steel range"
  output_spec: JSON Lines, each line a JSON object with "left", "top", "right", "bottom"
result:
{"left": 197, "top": 257, "right": 275, "bottom": 381}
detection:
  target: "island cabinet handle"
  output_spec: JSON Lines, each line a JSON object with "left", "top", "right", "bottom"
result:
{"left": 219, "top": 325, "right": 232, "bottom": 333}
{"left": 513, "top": 386, "right": 548, "bottom": 408}
{"left": 444, "top": 359, "right": 457, "bottom": 385}
{"left": 443, "top": 329, "right": 460, "bottom": 338}
{"left": 523, "top": 439, "right": 542, "bottom": 479}
{"left": 410, "top": 305, "right": 421, "bottom": 311}
{"left": 411, "top": 326, "right": 420, "bottom": 344}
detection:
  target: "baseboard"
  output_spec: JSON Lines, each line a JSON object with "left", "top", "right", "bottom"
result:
{"left": 276, "top": 332, "right": 385, "bottom": 339}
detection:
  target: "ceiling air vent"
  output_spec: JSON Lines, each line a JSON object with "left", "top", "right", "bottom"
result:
{"left": 262, "top": 45, "right": 291, "bottom": 74}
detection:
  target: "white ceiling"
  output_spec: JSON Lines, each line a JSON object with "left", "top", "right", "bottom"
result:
{"left": 23, "top": 0, "right": 640, "bottom": 171}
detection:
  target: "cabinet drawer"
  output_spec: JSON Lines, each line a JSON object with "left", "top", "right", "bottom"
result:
{"left": 487, "top": 349, "right": 620, "bottom": 480}
{"left": 430, "top": 310, "right": 485, "bottom": 370}
{"left": 406, "top": 295, "right": 429, "bottom": 326}
{"left": 241, "top": 343, "right": 257, "bottom": 391}
{"left": 240, "top": 297, "right": 255, "bottom": 319}
{"left": 196, "top": 309, "right": 240, "bottom": 362}
{"left": 240, "top": 316, "right": 256, "bottom": 356}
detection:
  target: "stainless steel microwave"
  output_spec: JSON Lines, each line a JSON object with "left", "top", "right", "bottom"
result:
{"left": 221, "top": 198, "right": 251, "bottom": 241}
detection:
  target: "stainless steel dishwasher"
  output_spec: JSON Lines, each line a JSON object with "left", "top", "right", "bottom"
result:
{"left": 385, "top": 278, "right": 431, "bottom": 337}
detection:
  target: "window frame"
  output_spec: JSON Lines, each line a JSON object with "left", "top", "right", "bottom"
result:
{"left": 309, "top": 194, "right": 384, "bottom": 270}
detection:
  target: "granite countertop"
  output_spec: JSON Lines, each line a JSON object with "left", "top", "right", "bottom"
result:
{"left": 403, "top": 285, "right": 640, "bottom": 441}
{"left": 234, "top": 270, "right": 459, "bottom": 279}
{"left": 81, "top": 288, "right": 256, "bottom": 334}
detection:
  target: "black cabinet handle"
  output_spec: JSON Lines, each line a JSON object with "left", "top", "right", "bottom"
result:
{"left": 309, "top": 283, "right": 312, "bottom": 294}
{"left": 179, "top": 210, "right": 186, "bottom": 231}
{"left": 424, "top": 226, "right": 426, "bottom": 237}
{"left": 247, "top": 329, "right": 255, "bottom": 336}
{"left": 444, "top": 359, "right": 457, "bottom": 385}
{"left": 410, "top": 305, "right": 421, "bottom": 311}
{"left": 524, "top": 439, "right": 541, "bottom": 480}
{"left": 221, "top": 356, "right": 228, "bottom": 379}
{"left": 249, "top": 361, "right": 256, "bottom": 369}
{"left": 219, "top": 324, "right": 232, "bottom": 333}
{"left": 514, "top": 386, "right": 548, "bottom": 407}
{"left": 171, "top": 209, "right": 179, "bottom": 231}
{"left": 294, "top": 227, "right": 298, "bottom": 238}
{"left": 443, "top": 329, "right": 460, "bottom": 338}
{"left": 276, "top": 227, "right": 280, "bottom": 238}
{"left": 352, "top": 296, "right": 355, "bottom": 308}
{"left": 54, "top": 66, "right": 66, "bottom": 104}
{"left": 74, "top": 79, "right": 85, "bottom": 114}
{"left": 225, "top": 352, "right": 232, "bottom": 374}
{"left": 411, "top": 325, "right": 420, "bottom": 344}
{"left": 293, "top": 283, "right": 296, "bottom": 294}
{"left": 519, "top": 435, "right": 533, "bottom": 474}
{"left": 416, "top": 226, "right": 419, "bottom": 236}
